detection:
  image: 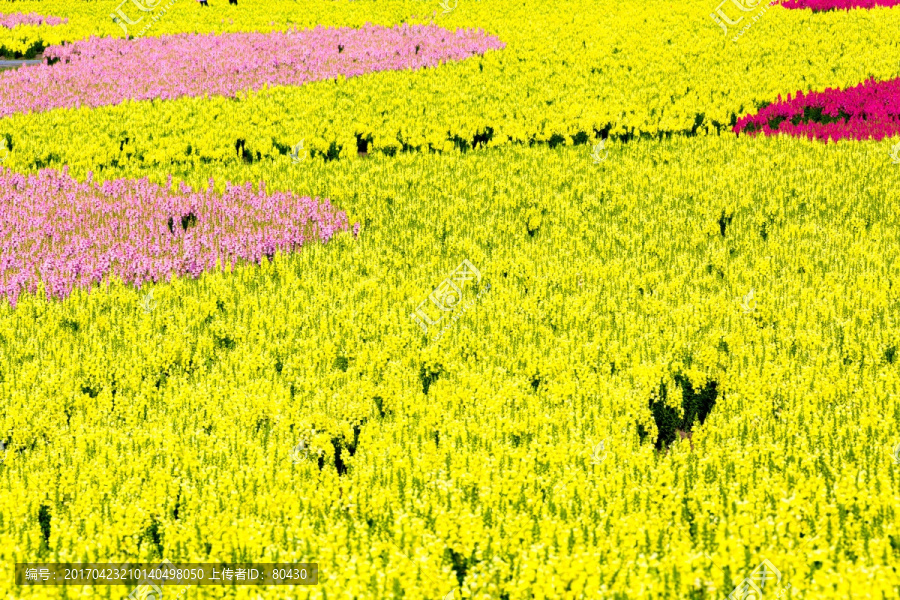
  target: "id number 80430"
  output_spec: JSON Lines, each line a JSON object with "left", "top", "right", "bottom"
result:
{"left": 272, "top": 568, "right": 309, "bottom": 581}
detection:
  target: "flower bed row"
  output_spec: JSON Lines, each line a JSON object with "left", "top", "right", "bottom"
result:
{"left": 780, "top": 0, "right": 900, "bottom": 11}
{"left": 0, "top": 13, "right": 66, "bottom": 30}
{"left": 0, "top": 25, "right": 504, "bottom": 118}
{"left": 734, "top": 76, "right": 900, "bottom": 141}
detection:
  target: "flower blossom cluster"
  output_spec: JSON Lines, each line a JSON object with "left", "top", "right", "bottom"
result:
{"left": 0, "top": 25, "right": 504, "bottom": 117}
{"left": 0, "top": 167, "right": 356, "bottom": 306}
{"left": 780, "top": 0, "right": 900, "bottom": 10}
{"left": 734, "top": 77, "right": 900, "bottom": 141}
{"left": 0, "top": 12, "right": 67, "bottom": 29}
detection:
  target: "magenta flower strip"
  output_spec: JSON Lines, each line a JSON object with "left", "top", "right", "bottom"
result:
{"left": 0, "top": 13, "right": 67, "bottom": 29}
{"left": 0, "top": 25, "right": 505, "bottom": 118}
{"left": 734, "top": 77, "right": 900, "bottom": 141}
{"left": 780, "top": 0, "right": 900, "bottom": 10}
{"left": 0, "top": 167, "right": 355, "bottom": 306}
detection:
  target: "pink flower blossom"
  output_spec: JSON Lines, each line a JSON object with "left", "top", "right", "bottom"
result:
{"left": 0, "top": 26, "right": 505, "bottom": 117}
{"left": 733, "top": 77, "right": 900, "bottom": 142}
{"left": 0, "top": 167, "right": 356, "bottom": 306}
{"left": 0, "top": 12, "right": 67, "bottom": 29}
{"left": 780, "top": 0, "right": 900, "bottom": 10}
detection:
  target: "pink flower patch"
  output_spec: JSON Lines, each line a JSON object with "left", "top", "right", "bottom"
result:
{"left": 0, "top": 25, "right": 505, "bottom": 117}
{"left": 0, "top": 13, "right": 67, "bottom": 29}
{"left": 733, "top": 77, "right": 900, "bottom": 141}
{"left": 0, "top": 167, "right": 356, "bottom": 306}
{"left": 780, "top": 0, "right": 900, "bottom": 10}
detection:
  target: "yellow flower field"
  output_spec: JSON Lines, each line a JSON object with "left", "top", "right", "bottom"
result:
{"left": 3, "top": 0, "right": 900, "bottom": 172}
{"left": 0, "top": 0, "right": 899, "bottom": 599}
